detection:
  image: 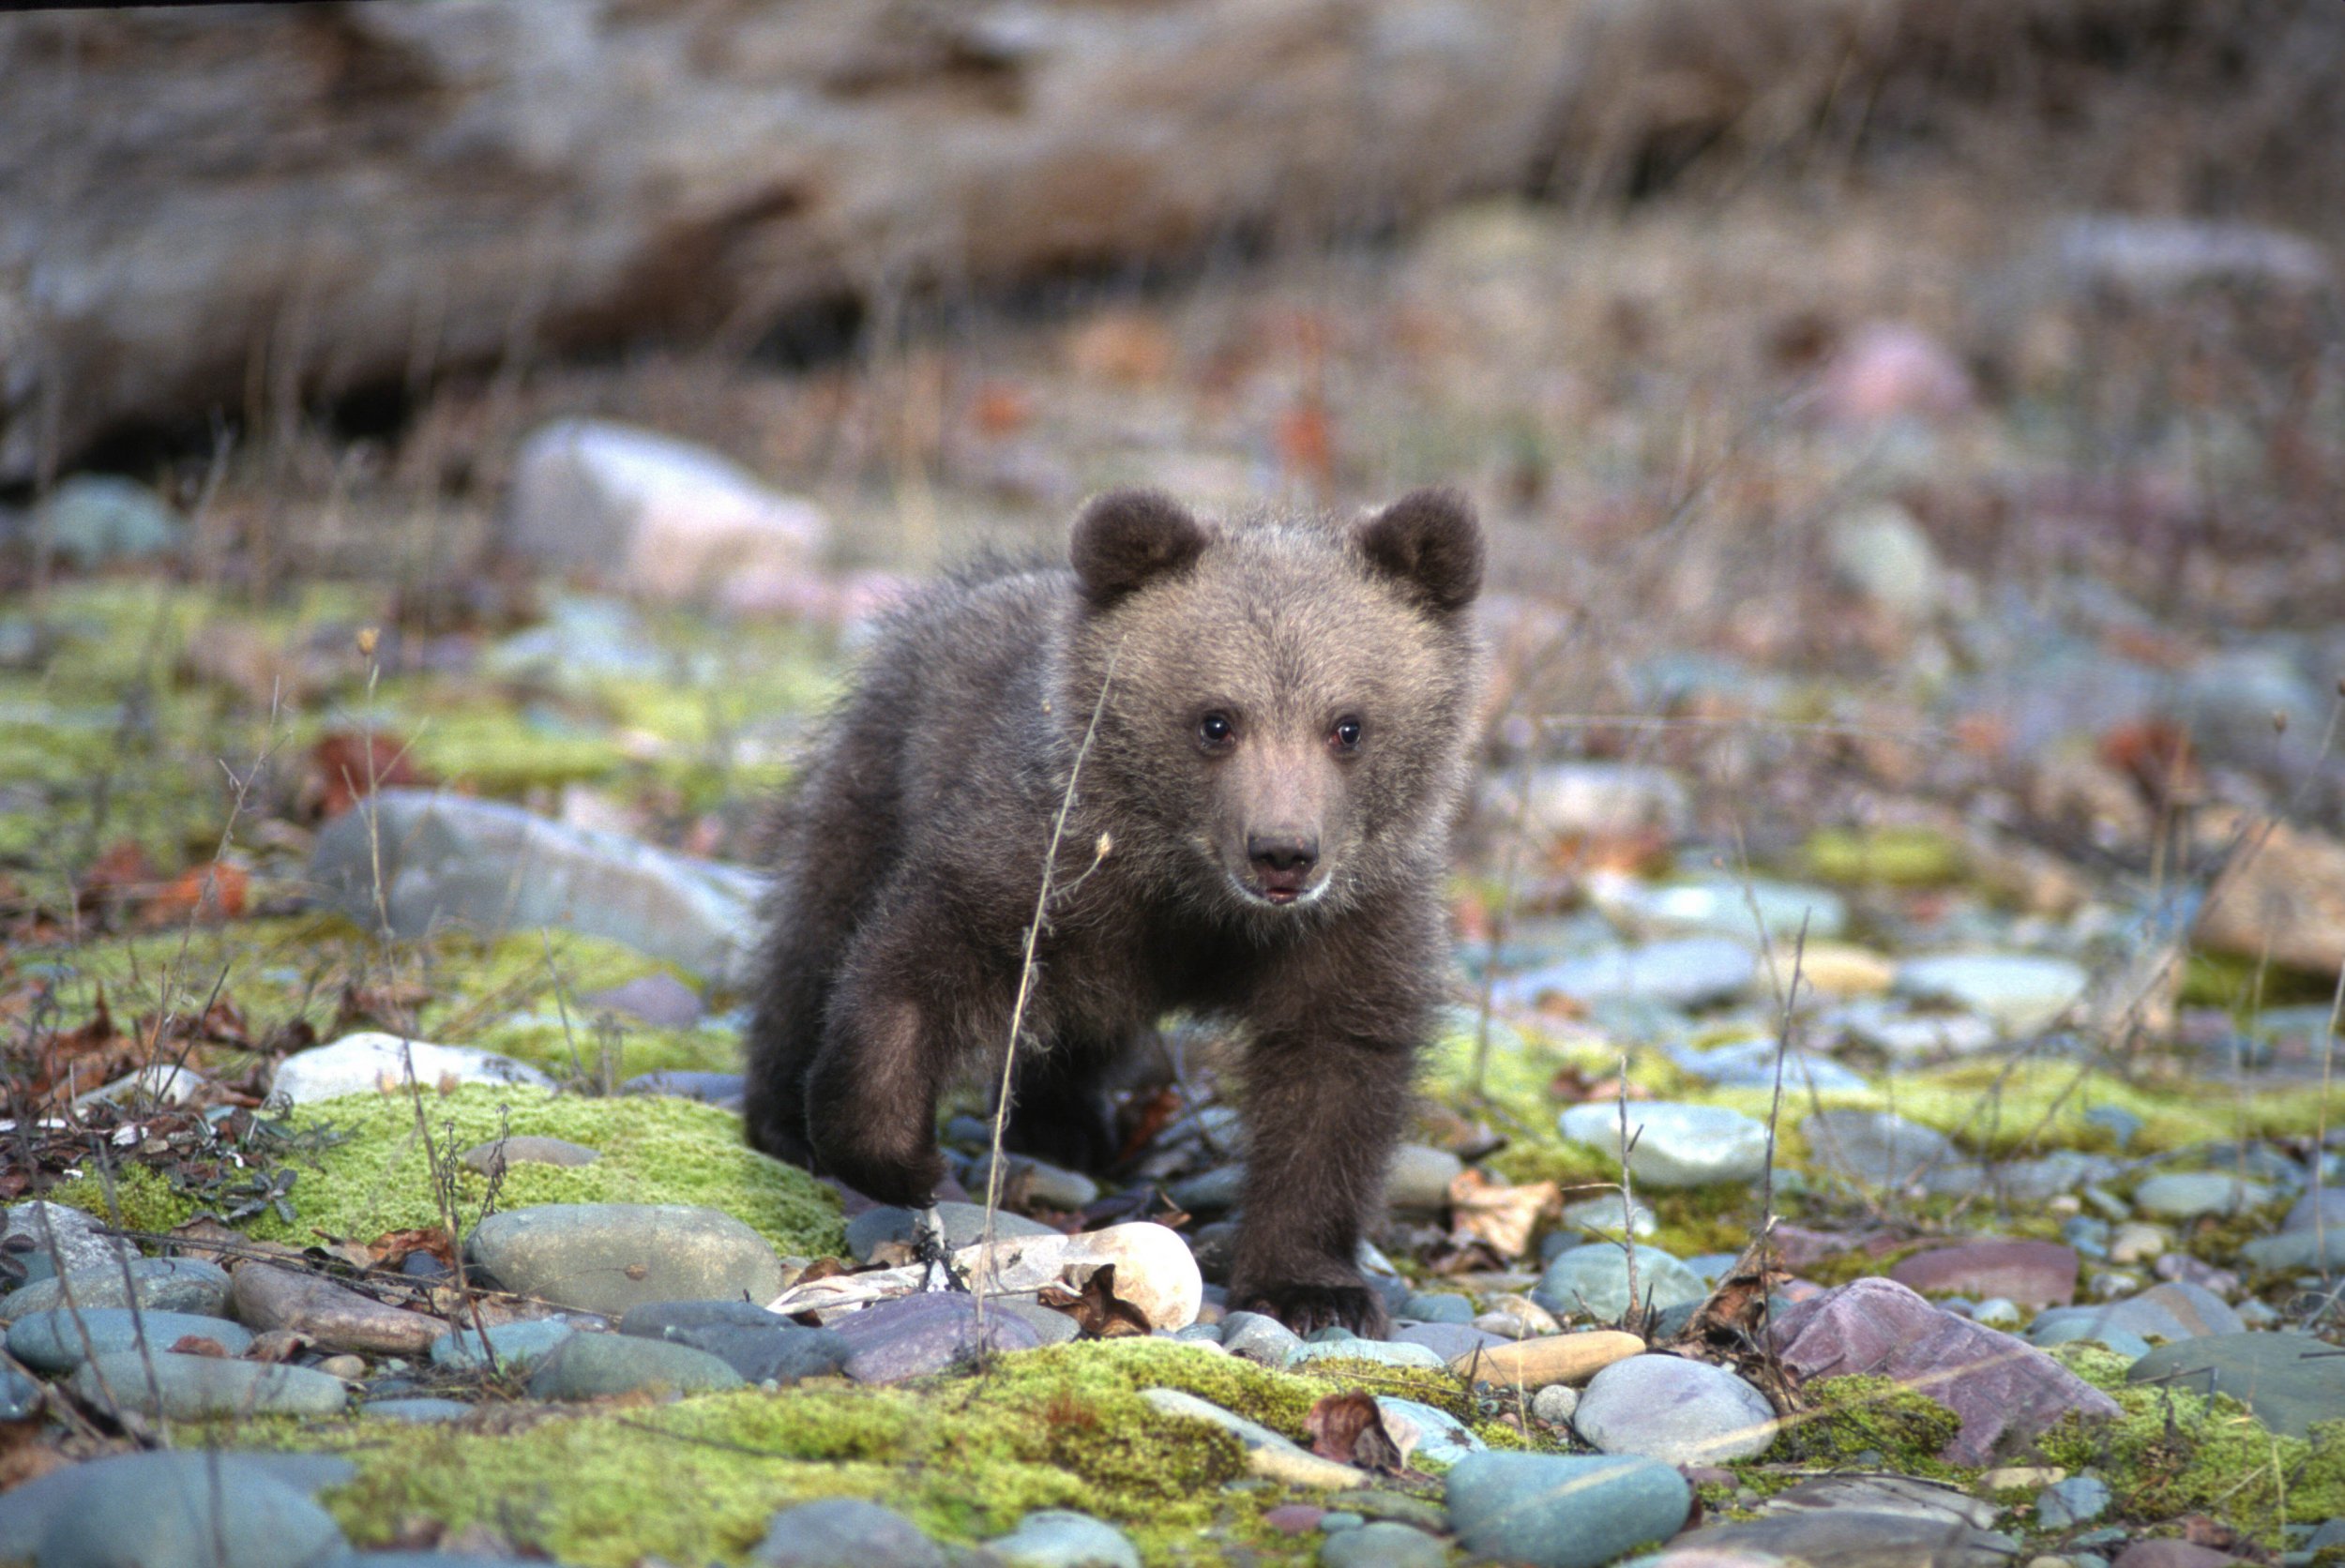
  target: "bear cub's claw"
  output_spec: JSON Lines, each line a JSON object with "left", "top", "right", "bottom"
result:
{"left": 1236, "top": 1281, "right": 1392, "bottom": 1340}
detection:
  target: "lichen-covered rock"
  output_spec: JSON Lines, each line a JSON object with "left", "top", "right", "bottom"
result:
{"left": 270, "top": 1032, "right": 554, "bottom": 1105}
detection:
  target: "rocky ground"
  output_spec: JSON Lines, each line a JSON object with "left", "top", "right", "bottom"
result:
{"left": 1, "top": 187, "right": 2343, "bottom": 1568}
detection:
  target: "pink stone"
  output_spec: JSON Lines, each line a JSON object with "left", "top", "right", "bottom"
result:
{"left": 1820, "top": 323, "right": 1973, "bottom": 425}
{"left": 1262, "top": 1505, "right": 1325, "bottom": 1536}
{"left": 1888, "top": 1240, "right": 2079, "bottom": 1308}
{"left": 1769, "top": 1276, "right": 2119, "bottom": 1466}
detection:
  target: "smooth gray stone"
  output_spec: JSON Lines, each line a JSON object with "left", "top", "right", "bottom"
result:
{"left": 358, "top": 1397, "right": 474, "bottom": 1424}
{"left": 1318, "top": 1520, "right": 1446, "bottom": 1568}
{"left": 524, "top": 1333, "right": 745, "bottom": 1399}
{"left": 752, "top": 1498, "right": 944, "bottom": 1568}
{"left": 1374, "top": 1396, "right": 1484, "bottom": 1465}
{"left": 1800, "top": 1109, "right": 1958, "bottom": 1188}
{"left": 1557, "top": 1101, "right": 1768, "bottom": 1188}
{"left": 1895, "top": 954, "right": 2086, "bottom": 1033}
{"left": 310, "top": 790, "right": 763, "bottom": 982}
{"left": 2240, "top": 1229, "right": 2345, "bottom": 1271}
{"left": 7, "top": 1307, "right": 252, "bottom": 1373}
{"left": 2128, "top": 1332, "right": 2345, "bottom": 1440}
{"left": 2133, "top": 1171, "right": 2273, "bottom": 1219}
{"left": 1, "top": 1203, "right": 132, "bottom": 1279}
{"left": 1532, "top": 1244, "right": 1705, "bottom": 1321}
{"left": 1446, "top": 1452, "right": 1691, "bottom": 1568}
{"left": 464, "top": 1203, "right": 785, "bottom": 1316}
{"left": 2037, "top": 1475, "right": 2110, "bottom": 1529}
{"left": 429, "top": 1318, "right": 578, "bottom": 1372}
{"left": 2027, "top": 1280, "right": 2245, "bottom": 1358}
{"left": 984, "top": 1296, "right": 1082, "bottom": 1349}
{"left": 1390, "top": 1321, "right": 1510, "bottom": 1362}
{"left": 0, "top": 1365, "right": 37, "bottom": 1422}
{"left": 965, "top": 1153, "right": 1102, "bottom": 1213}
{"left": 0, "top": 1259, "right": 232, "bottom": 1324}
{"left": 844, "top": 1202, "right": 1056, "bottom": 1262}
{"left": 583, "top": 972, "right": 704, "bottom": 1029}
{"left": 984, "top": 1510, "right": 1139, "bottom": 1568}
{"left": 1399, "top": 1292, "right": 1474, "bottom": 1324}
{"left": 829, "top": 1292, "right": 1043, "bottom": 1383}
{"left": 658, "top": 1322, "right": 853, "bottom": 1383}
{"left": 458, "top": 1136, "right": 600, "bottom": 1174}
{"left": 69, "top": 1351, "right": 349, "bottom": 1420}
{"left": 1493, "top": 938, "right": 1754, "bottom": 1012}
{"left": 619, "top": 1070, "right": 746, "bottom": 1104}
{"left": 1572, "top": 1354, "right": 1778, "bottom": 1464}
{"left": 1284, "top": 1338, "right": 1447, "bottom": 1372}
{"left": 0, "top": 1453, "right": 354, "bottom": 1568}
{"left": 1219, "top": 1310, "right": 1303, "bottom": 1366}
{"left": 1167, "top": 1166, "right": 1246, "bottom": 1214}
{"left": 620, "top": 1299, "right": 794, "bottom": 1337}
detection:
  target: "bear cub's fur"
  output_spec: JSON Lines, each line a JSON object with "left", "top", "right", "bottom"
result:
{"left": 742, "top": 488, "right": 1485, "bottom": 1334}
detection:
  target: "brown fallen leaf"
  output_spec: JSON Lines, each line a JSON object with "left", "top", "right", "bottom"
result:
{"left": 1037, "top": 1264, "right": 1153, "bottom": 1339}
{"left": 1304, "top": 1390, "right": 1410, "bottom": 1473}
{"left": 143, "top": 862, "right": 249, "bottom": 926}
{"left": 367, "top": 1227, "right": 459, "bottom": 1273}
{"left": 168, "top": 1335, "right": 232, "bottom": 1359}
{"left": 245, "top": 1330, "right": 310, "bottom": 1363}
{"left": 1446, "top": 1168, "right": 1557, "bottom": 1261}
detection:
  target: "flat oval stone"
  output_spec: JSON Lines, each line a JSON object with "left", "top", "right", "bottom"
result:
{"left": 31, "top": 1453, "right": 345, "bottom": 1568}
{"left": 984, "top": 1510, "right": 1140, "bottom": 1568}
{"left": 429, "top": 1318, "right": 578, "bottom": 1372}
{"left": 7, "top": 1308, "right": 253, "bottom": 1373}
{"left": 1532, "top": 1244, "right": 1705, "bottom": 1321}
{"left": 1572, "top": 1354, "right": 1778, "bottom": 1464}
{"left": 1445, "top": 1451, "right": 1691, "bottom": 1568}
{"left": 751, "top": 1498, "right": 943, "bottom": 1568}
{"left": 230, "top": 1261, "right": 444, "bottom": 1356}
{"left": 1285, "top": 1338, "right": 1449, "bottom": 1372}
{"left": 69, "top": 1350, "right": 349, "bottom": 1420}
{"left": 359, "top": 1396, "right": 474, "bottom": 1424}
{"left": 524, "top": 1333, "right": 745, "bottom": 1400}
{"left": 1559, "top": 1103, "right": 1769, "bottom": 1188}
{"left": 0, "top": 1259, "right": 233, "bottom": 1325}
{"left": 1319, "top": 1520, "right": 1446, "bottom": 1568}
{"left": 464, "top": 1203, "right": 784, "bottom": 1315}
{"left": 459, "top": 1136, "right": 601, "bottom": 1175}
{"left": 829, "top": 1291, "right": 1043, "bottom": 1384}
{"left": 1450, "top": 1329, "right": 1644, "bottom": 1390}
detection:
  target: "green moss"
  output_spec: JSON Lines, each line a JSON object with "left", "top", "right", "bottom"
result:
{"left": 273, "top": 1339, "right": 1353, "bottom": 1566}
{"left": 45, "top": 1163, "right": 192, "bottom": 1236}
{"left": 51, "top": 1084, "right": 843, "bottom": 1259}
{"left": 1803, "top": 826, "right": 1964, "bottom": 888}
{"left": 1773, "top": 1375, "right": 1965, "bottom": 1478}
{"left": 2033, "top": 1383, "right": 2345, "bottom": 1532}
{"left": 2178, "top": 950, "right": 2340, "bottom": 1011}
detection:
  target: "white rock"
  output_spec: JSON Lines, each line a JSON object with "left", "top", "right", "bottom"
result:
{"left": 506, "top": 420, "right": 827, "bottom": 607}
{"left": 767, "top": 1221, "right": 1201, "bottom": 1331}
{"left": 1558, "top": 1102, "right": 1769, "bottom": 1188}
{"left": 272, "top": 1033, "right": 554, "bottom": 1106}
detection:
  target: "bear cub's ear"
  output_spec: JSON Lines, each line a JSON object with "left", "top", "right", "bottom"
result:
{"left": 1070, "top": 489, "right": 1210, "bottom": 607}
{"left": 1357, "top": 487, "right": 1483, "bottom": 615}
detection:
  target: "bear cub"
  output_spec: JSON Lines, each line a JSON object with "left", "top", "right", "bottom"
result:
{"left": 742, "top": 487, "right": 1485, "bottom": 1334}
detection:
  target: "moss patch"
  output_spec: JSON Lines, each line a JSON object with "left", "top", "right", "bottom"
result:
{"left": 2032, "top": 1378, "right": 2345, "bottom": 1533}
{"left": 52, "top": 1083, "right": 843, "bottom": 1259}
{"left": 1772, "top": 1375, "right": 1966, "bottom": 1480}
{"left": 269, "top": 1338, "right": 1413, "bottom": 1566}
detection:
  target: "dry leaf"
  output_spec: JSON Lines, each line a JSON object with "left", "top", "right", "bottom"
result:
{"left": 1036, "top": 1263, "right": 1154, "bottom": 1339}
{"left": 1445, "top": 1168, "right": 1557, "bottom": 1260}
{"left": 367, "top": 1228, "right": 459, "bottom": 1272}
{"left": 168, "top": 1335, "right": 232, "bottom": 1358}
{"left": 245, "top": 1329, "right": 310, "bottom": 1363}
{"left": 1303, "top": 1391, "right": 1410, "bottom": 1473}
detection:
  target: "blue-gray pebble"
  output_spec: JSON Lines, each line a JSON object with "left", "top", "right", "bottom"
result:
{"left": 1446, "top": 1452, "right": 1691, "bottom": 1568}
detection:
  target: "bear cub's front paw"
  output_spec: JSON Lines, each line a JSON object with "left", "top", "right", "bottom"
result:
{"left": 1234, "top": 1280, "right": 1392, "bottom": 1339}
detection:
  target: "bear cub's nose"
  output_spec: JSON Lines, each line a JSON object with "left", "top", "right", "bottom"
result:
{"left": 1246, "top": 832, "right": 1319, "bottom": 900}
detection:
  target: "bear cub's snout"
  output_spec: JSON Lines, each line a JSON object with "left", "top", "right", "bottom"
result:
{"left": 741, "top": 486, "right": 1485, "bottom": 1336}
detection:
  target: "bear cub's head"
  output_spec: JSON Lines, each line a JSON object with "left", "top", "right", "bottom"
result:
{"left": 1066, "top": 487, "right": 1484, "bottom": 917}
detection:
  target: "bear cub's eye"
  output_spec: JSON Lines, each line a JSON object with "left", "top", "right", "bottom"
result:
{"left": 1331, "top": 716, "right": 1365, "bottom": 752}
{"left": 1197, "top": 711, "right": 1236, "bottom": 749}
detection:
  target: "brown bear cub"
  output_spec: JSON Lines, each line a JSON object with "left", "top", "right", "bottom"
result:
{"left": 742, "top": 488, "right": 1484, "bottom": 1334}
